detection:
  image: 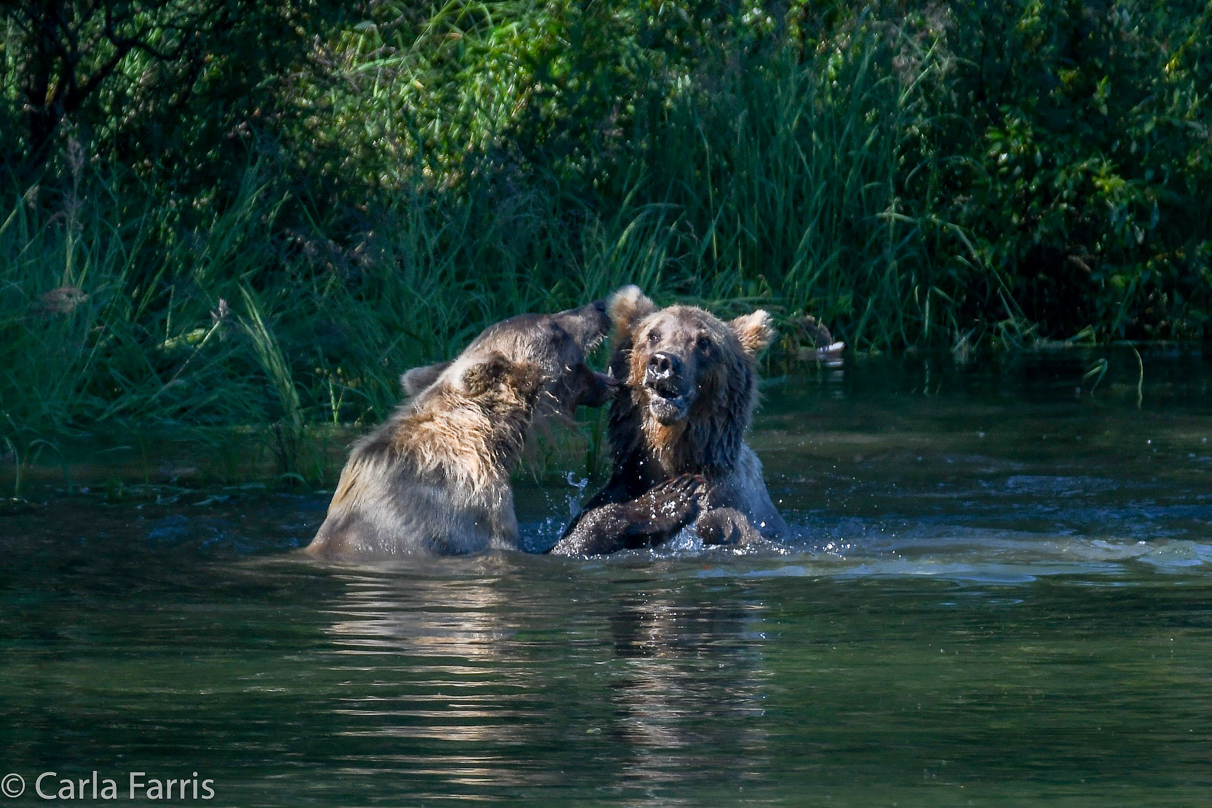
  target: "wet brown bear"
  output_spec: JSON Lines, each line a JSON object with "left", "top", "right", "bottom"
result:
{"left": 306, "top": 301, "right": 615, "bottom": 558}
{"left": 550, "top": 286, "right": 787, "bottom": 556}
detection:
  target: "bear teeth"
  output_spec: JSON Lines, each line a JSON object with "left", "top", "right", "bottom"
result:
{"left": 649, "top": 382, "right": 681, "bottom": 400}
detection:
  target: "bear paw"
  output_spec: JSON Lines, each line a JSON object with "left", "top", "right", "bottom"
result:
{"left": 626, "top": 474, "right": 707, "bottom": 535}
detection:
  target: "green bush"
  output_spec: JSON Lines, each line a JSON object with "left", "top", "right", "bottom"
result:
{"left": 1, "top": 0, "right": 1209, "bottom": 461}
{"left": 920, "top": 0, "right": 1212, "bottom": 342}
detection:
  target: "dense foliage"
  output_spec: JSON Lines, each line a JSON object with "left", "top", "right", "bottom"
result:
{"left": 1, "top": 0, "right": 1209, "bottom": 468}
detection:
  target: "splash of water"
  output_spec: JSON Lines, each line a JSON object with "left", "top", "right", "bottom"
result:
{"left": 565, "top": 472, "right": 590, "bottom": 518}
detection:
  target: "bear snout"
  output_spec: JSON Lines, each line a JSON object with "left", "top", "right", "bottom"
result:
{"left": 646, "top": 351, "right": 682, "bottom": 393}
{"left": 588, "top": 300, "right": 611, "bottom": 345}
{"left": 557, "top": 300, "right": 611, "bottom": 350}
{"left": 578, "top": 369, "right": 620, "bottom": 409}
{"left": 643, "top": 350, "right": 692, "bottom": 424}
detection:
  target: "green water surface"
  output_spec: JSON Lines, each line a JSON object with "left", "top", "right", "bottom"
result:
{"left": 2, "top": 353, "right": 1211, "bottom": 807}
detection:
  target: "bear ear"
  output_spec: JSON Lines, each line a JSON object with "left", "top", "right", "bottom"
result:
{"left": 608, "top": 285, "right": 657, "bottom": 334}
{"left": 729, "top": 310, "right": 776, "bottom": 358}
{"left": 462, "top": 352, "right": 513, "bottom": 396}
{"left": 400, "top": 361, "right": 451, "bottom": 397}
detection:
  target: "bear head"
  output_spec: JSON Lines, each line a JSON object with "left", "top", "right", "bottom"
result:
{"left": 403, "top": 299, "right": 617, "bottom": 416}
{"left": 607, "top": 286, "right": 775, "bottom": 473}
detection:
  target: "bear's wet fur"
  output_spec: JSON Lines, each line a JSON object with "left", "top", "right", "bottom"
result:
{"left": 551, "top": 286, "right": 787, "bottom": 556}
{"left": 307, "top": 301, "right": 615, "bottom": 558}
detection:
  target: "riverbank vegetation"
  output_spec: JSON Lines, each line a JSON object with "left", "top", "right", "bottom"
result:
{"left": 2, "top": 0, "right": 1210, "bottom": 487}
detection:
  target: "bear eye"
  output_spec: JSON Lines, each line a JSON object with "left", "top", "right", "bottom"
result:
{"left": 646, "top": 329, "right": 661, "bottom": 345}
{"left": 695, "top": 335, "right": 712, "bottom": 352}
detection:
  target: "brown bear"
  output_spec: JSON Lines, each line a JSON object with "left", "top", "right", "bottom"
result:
{"left": 306, "top": 301, "right": 616, "bottom": 558}
{"left": 550, "top": 286, "right": 788, "bottom": 556}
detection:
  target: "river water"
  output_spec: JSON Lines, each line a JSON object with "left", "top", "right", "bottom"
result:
{"left": 2, "top": 353, "right": 1211, "bottom": 806}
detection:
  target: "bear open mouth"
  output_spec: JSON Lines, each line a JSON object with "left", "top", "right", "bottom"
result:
{"left": 579, "top": 370, "right": 619, "bottom": 409}
{"left": 646, "top": 384, "right": 689, "bottom": 424}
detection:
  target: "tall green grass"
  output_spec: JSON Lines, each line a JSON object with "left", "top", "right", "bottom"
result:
{"left": 0, "top": 155, "right": 692, "bottom": 486}
{"left": 2, "top": 0, "right": 1209, "bottom": 489}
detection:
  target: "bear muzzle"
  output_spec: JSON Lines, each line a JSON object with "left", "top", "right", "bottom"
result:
{"left": 644, "top": 351, "right": 693, "bottom": 424}
{"left": 557, "top": 299, "right": 611, "bottom": 353}
{"left": 578, "top": 368, "right": 620, "bottom": 409}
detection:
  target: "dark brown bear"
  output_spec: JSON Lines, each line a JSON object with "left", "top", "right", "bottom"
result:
{"left": 306, "top": 301, "right": 615, "bottom": 558}
{"left": 550, "top": 286, "right": 787, "bottom": 556}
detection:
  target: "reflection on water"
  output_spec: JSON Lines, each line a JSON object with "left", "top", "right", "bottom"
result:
{"left": 606, "top": 591, "right": 770, "bottom": 804}
{"left": 324, "top": 563, "right": 530, "bottom": 762}
{"left": 2, "top": 353, "right": 1212, "bottom": 806}
{"left": 310, "top": 562, "right": 774, "bottom": 803}
{"left": 325, "top": 566, "right": 518, "bottom": 661}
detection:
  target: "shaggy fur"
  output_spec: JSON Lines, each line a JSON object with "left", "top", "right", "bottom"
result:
{"left": 550, "top": 287, "right": 787, "bottom": 556}
{"left": 307, "top": 301, "right": 614, "bottom": 558}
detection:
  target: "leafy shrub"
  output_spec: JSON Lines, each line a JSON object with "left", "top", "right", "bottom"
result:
{"left": 1, "top": 0, "right": 1209, "bottom": 451}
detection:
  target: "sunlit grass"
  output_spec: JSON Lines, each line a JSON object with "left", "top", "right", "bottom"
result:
{"left": 2, "top": 0, "right": 1209, "bottom": 488}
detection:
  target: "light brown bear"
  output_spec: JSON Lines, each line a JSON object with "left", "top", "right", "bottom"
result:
{"left": 550, "top": 286, "right": 788, "bottom": 556}
{"left": 306, "top": 301, "right": 615, "bottom": 558}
